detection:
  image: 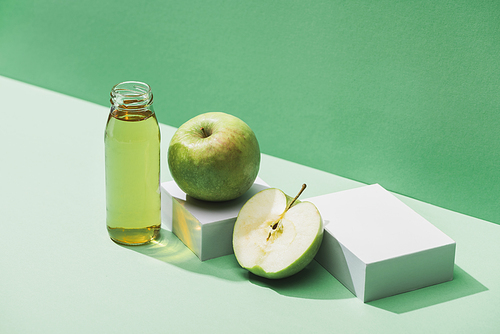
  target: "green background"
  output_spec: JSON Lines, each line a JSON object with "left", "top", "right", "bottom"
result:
{"left": 1, "top": 0, "right": 499, "bottom": 224}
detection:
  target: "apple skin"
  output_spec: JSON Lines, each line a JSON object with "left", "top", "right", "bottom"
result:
{"left": 168, "top": 112, "right": 260, "bottom": 202}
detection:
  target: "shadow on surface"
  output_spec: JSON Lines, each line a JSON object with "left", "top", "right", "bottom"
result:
{"left": 121, "top": 228, "right": 248, "bottom": 282}
{"left": 249, "top": 260, "right": 355, "bottom": 300}
{"left": 123, "top": 229, "right": 355, "bottom": 300}
{"left": 368, "top": 265, "right": 488, "bottom": 314}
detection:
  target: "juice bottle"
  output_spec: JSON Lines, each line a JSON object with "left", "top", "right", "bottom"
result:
{"left": 105, "top": 81, "right": 161, "bottom": 245}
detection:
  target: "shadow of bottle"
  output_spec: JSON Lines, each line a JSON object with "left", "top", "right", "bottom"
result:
{"left": 120, "top": 228, "right": 248, "bottom": 282}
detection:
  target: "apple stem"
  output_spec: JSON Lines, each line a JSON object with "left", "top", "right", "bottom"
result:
{"left": 267, "top": 184, "right": 307, "bottom": 241}
{"left": 287, "top": 183, "right": 307, "bottom": 211}
{"left": 200, "top": 127, "right": 209, "bottom": 138}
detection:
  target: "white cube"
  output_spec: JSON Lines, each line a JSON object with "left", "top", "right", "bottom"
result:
{"left": 161, "top": 178, "right": 269, "bottom": 261}
{"left": 307, "top": 184, "right": 456, "bottom": 302}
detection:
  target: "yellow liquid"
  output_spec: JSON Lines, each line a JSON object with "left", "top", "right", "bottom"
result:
{"left": 105, "top": 108, "right": 161, "bottom": 245}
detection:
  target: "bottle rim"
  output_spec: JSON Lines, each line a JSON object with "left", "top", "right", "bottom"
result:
{"left": 110, "top": 81, "right": 153, "bottom": 108}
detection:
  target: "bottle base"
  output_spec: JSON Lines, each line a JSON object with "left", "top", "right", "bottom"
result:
{"left": 107, "top": 225, "right": 161, "bottom": 246}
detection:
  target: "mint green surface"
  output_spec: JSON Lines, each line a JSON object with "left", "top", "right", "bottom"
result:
{"left": 0, "top": 1, "right": 499, "bottom": 224}
{"left": 1, "top": 76, "right": 499, "bottom": 333}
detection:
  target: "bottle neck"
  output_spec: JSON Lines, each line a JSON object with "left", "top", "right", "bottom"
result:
{"left": 110, "top": 81, "right": 153, "bottom": 110}
{"left": 110, "top": 81, "right": 154, "bottom": 121}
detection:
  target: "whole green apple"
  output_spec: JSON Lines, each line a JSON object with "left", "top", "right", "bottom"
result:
{"left": 168, "top": 112, "right": 260, "bottom": 201}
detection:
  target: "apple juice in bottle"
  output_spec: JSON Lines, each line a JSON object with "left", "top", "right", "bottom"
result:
{"left": 105, "top": 81, "right": 161, "bottom": 245}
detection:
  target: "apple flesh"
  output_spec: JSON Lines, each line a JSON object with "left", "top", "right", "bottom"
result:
{"left": 233, "top": 187, "right": 324, "bottom": 279}
{"left": 168, "top": 112, "right": 260, "bottom": 202}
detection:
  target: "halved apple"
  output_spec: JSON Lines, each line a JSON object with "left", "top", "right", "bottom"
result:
{"left": 232, "top": 185, "right": 323, "bottom": 279}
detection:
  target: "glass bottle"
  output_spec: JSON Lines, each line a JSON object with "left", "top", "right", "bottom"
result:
{"left": 105, "top": 81, "right": 161, "bottom": 245}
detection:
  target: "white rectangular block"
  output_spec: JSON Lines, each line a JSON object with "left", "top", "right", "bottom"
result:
{"left": 307, "top": 184, "right": 456, "bottom": 302}
{"left": 161, "top": 178, "right": 269, "bottom": 261}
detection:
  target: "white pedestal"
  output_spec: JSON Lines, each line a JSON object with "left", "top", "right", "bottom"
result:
{"left": 307, "top": 184, "right": 456, "bottom": 302}
{"left": 161, "top": 178, "right": 269, "bottom": 261}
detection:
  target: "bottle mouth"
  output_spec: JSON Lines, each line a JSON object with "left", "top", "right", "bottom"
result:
{"left": 110, "top": 81, "right": 153, "bottom": 108}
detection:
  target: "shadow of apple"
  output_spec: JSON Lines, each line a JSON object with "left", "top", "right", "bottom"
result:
{"left": 248, "top": 260, "right": 355, "bottom": 300}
